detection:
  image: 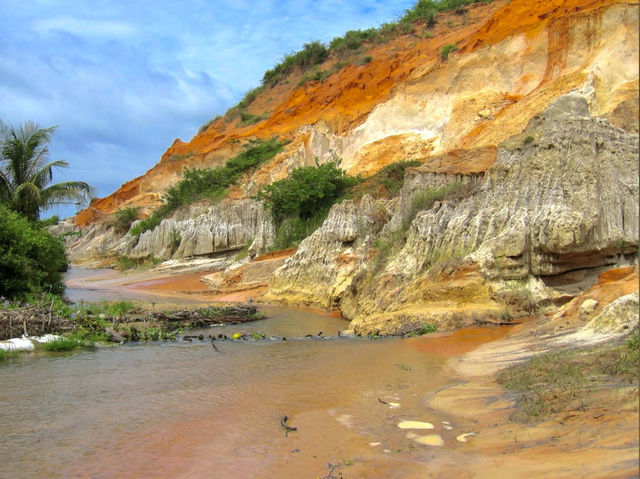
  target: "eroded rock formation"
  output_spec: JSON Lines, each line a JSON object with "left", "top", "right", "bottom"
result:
{"left": 266, "top": 95, "right": 639, "bottom": 334}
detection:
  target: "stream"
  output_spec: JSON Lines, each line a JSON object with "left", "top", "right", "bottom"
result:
{"left": 0, "top": 269, "right": 465, "bottom": 478}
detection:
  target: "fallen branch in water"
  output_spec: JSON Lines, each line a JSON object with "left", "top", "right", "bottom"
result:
{"left": 280, "top": 415, "right": 297, "bottom": 437}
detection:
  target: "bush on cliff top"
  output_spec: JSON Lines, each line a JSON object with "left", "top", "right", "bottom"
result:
{"left": 401, "top": 0, "right": 491, "bottom": 26}
{"left": 0, "top": 204, "right": 68, "bottom": 298}
{"left": 258, "top": 0, "right": 491, "bottom": 88}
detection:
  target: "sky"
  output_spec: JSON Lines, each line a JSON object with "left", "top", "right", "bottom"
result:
{"left": 0, "top": 0, "right": 416, "bottom": 219}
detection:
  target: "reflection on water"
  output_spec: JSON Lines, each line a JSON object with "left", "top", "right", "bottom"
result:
{"left": 0, "top": 269, "right": 455, "bottom": 478}
{"left": 64, "top": 266, "right": 208, "bottom": 304}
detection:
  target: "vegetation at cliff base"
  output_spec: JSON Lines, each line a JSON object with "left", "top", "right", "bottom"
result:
{"left": 0, "top": 201, "right": 68, "bottom": 298}
{"left": 131, "top": 137, "right": 289, "bottom": 236}
{"left": 258, "top": 154, "right": 361, "bottom": 249}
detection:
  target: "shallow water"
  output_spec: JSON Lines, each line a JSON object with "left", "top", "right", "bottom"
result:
{"left": 0, "top": 269, "right": 463, "bottom": 478}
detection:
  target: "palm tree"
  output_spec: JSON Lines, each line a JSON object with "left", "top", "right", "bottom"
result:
{"left": 0, "top": 121, "right": 93, "bottom": 221}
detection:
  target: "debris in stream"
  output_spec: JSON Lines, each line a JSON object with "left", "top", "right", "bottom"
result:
{"left": 280, "top": 415, "right": 297, "bottom": 436}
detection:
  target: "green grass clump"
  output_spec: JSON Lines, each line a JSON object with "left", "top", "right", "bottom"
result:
{"left": 375, "top": 182, "right": 465, "bottom": 264}
{"left": 40, "top": 336, "right": 81, "bottom": 352}
{"left": 440, "top": 43, "right": 458, "bottom": 60}
{"left": 497, "top": 332, "right": 639, "bottom": 423}
{"left": 130, "top": 137, "right": 289, "bottom": 236}
{"left": 405, "top": 323, "right": 438, "bottom": 337}
{"left": 239, "top": 112, "right": 265, "bottom": 126}
{"left": 0, "top": 349, "right": 19, "bottom": 360}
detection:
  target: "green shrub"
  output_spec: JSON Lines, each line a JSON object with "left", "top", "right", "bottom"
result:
{"left": 401, "top": 0, "right": 439, "bottom": 26}
{"left": 262, "top": 41, "right": 329, "bottom": 86}
{"left": 330, "top": 28, "right": 380, "bottom": 52}
{"left": 129, "top": 212, "right": 164, "bottom": 237}
{"left": 131, "top": 138, "right": 288, "bottom": 236}
{"left": 114, "top": 207, "right": 139, "bottom": 233}
{"left": 239, "top": 112, "right": 265, "bottom": 126}
{"left": 0, "top": 204, "right": 68, "bottom": 298}
{"left": 524, "top": 135, "right": 535, "bottom": 144}
{"left": 440, "top": 43, "right": 458, "bottom": 60}
{"left": 379, "top": 22, "right": 400, "bottom": 38}
{"left": 298, "top": 67, "right": 331, "bottom": 86}
{"left": 225, "top": 137, "right": 289, "bottom": 173}
{"left": 258, "top": 155, "right": 357, "bottom": 223}
{"left": 259, "top": 154, "right": 360, "bottom": 249}
{"left": 359, "top": 56, "right": 373, "bottom": 65}
{"left": 401, "top": 0, "right": 491, "bottom": 27}
{"left": 238, "top": 86, "right": 265, "bottom": 110}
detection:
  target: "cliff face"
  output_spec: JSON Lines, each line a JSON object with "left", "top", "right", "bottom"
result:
{"left": 67, "top": 0, "right": 639, "bottom": 334}
{"left": 265, "top": 94, "right": 638, "bottom": 333}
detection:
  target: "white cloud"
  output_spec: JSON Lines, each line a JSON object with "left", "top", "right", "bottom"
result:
{"left": 33, "top": 16, "right": 136, "bottom": 37}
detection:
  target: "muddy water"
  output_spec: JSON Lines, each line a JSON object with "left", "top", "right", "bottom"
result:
{"left": 1, "top": 268, "right": 504, "bottom": 478}
{"left": 0, "top": 303, "right": 465, "bottom": 478}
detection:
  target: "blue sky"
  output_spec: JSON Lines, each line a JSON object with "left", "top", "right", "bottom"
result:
{"left": 0, "top": 0, "right": 415, "bottom": 218}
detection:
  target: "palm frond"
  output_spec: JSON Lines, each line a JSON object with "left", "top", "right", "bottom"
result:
{"left": 0, "top": 121, "right": 91, "bottom": 219}
{"left": 40, "top": 181, "right": 94, "bottom": 208}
